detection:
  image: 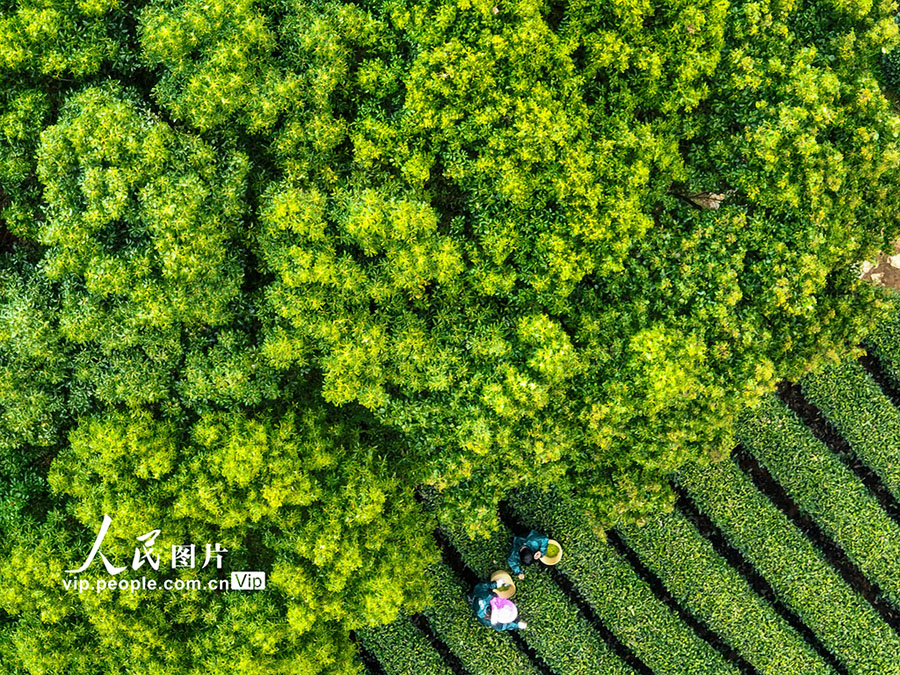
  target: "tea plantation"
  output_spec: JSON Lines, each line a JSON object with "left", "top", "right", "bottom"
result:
{"left": 357, "top": 315, "right": 900, "bottom": 675}
{"left": 5, "top": 1, "right": 900, "bottom": 670}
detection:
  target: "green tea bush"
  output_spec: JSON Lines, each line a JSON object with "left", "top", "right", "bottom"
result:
{"left": 882, "top": 47, "right": 900, "bottom": 91}
{"left": 357, "top": 620, "right": 452, "bottom": 675}
{"left": 509, "top": 491, "right": 734, "bottom": 675}
{"left": 881, "top": 11, "right": 900, "bottom": 91}
{"left": 865, "top": 311, "right": 900, "bottom": 387}
{"left": 619, "top": 510, "right": 832, "bottom": 675}
{"left": 740, "top": 396, "right": 900, "bottom": 608}
{"left": 801, "top": 360, "right": 900, "bottom": 503}
{"left": 423, "top": 562, "right": 541, "bottom": 675}
{"left": 427, "top": 496, "right": 634, "bottom": 675}
{"left": 678, "top": 459, "right": 900, "bottom": 675}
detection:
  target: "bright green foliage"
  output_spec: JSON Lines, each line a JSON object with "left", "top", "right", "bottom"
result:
{"left": 139, "top": 0, "right": 304, "bottom": 133}
{"left": 739, "top": 395, "right": 900, "bottom": 608}
{"left": 866, "top": 310, "right": 900, "bottom": 386}
{"left": 0, "top": 255, "right": 70, "bottom": 548}
{"left": 249, "top": 0, "right": 900, "bottom": 536}
{"left": 0, "top": 405, "right": 438, "bottom": 672}
{"left": 37, "top": 82, "right": 250, "bottom": 334}
{"left": 801, "top": 359, "right": 900, "bottom": 501}
{"left": 678, "top": 459, "right": 900, "bottom": 675}
{"left": 0, "top": 0, "right": 134, "bottom": 239}
{"left": 3, "top": 0, "right": 900, "bottom": 669}
{"left": 0, "top": 0, "right": 122, "bottom": 77}
{"left": 1, "top": 0, "right": 898, "bottom": 534}
{"left": 0, "top": 84, "right": 49, "bottom": 240}
{"left": 176, "top": 323, "right": 285, "bottom": 411}
{"left": 0, "top": 255, "right": 69, "bottom": 454}
{"left": 618, "top": 510, "right": 833, "bottom": 675}
{"left": 511, "top": 490, "right": 791, "bottom": 675}
{"left": 356, "top": 620, "right": 452, "bottom": 675}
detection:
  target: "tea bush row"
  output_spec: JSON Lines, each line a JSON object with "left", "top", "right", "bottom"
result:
{"left": 618, "top": 510, "right": 832, "bottom": 675}
{"left": 507, "top": 490, "right": 734, "bottom": 675}
{"left": 356, "top": 619, "right": 452, "bottom": 675}
{"left": 740, "top": 396, "right": 900, "bottom": 608}
{"left": 677, "top": 460, "right": 900, "bottom": 675}
{"left": 430, "top": 502, "right": 635, "bottom": 675}
{"left": 801, "top": 359, "right": 900, "bottom": 503}
{"left": 865, "top": 313, "right": 900, "bottom": 389}
{"left": 423, "top": 562, "right": 541, "bottom": 675}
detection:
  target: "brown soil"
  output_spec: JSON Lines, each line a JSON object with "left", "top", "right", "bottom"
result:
{"left": 860, "top": 241, "right": 900, "bottom": 292}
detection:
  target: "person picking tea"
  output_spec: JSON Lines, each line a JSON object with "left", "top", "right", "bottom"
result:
{"left": 466, "top": 580, "right": 527, "bottom": 631}
{"left": 507, "top": 529, "right": 550, "bottom": 579}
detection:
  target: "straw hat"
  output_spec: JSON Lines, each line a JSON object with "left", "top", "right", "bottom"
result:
{"left": 490, "top": 570, "right": 516, "bottom": 598}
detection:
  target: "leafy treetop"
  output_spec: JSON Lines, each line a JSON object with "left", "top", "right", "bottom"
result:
{"left": 1, "top": 0, "right": 900, "bottom": 671}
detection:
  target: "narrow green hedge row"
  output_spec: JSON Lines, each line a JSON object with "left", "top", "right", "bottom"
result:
{"left": 433, "top": 506, "right": 636, "bottom": 675}
{"left": 740, "top": 395, "right": 900, "bottom": 607}
{"left": 507, "top": 490, "right": 737, "bottom": 675}
{"left": 618, "top": 509, "right": 833, "bottom": 675}
{"left": 677, "top": 459, "right": 900, "bottom": 675}
{"left": 423, "top": 561, "right": 541, "bottom": 675}
{"left": 356, "top": 619, "right": 454, "bottom": 675}
{"left": 801, "top": 360, "right": 900, "bottom": 502}
{"left": 883, "top": 42, "right": 900, "bottom": 92}
{"left": 866, "top": 313, "right": 900, "bottom": 388}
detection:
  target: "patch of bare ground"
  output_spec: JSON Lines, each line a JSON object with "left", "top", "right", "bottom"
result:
{"left": 860, "top": 241, "right": 900, "bottom": 292}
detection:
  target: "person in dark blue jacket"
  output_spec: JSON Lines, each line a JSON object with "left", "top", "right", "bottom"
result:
{"left": 466, "top": 580, "right": 526, "bottom": 631}
{"left": 507, "top": 529, "right": 549, "bottom": 579}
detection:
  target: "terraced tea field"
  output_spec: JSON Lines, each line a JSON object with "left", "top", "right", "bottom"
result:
{"left": 354, "top": 317, "right": 900, "bottom": 675}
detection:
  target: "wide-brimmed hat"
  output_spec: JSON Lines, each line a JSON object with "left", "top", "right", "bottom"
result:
{"left": 490, "top": 570, "right": 516, "bottom": 598}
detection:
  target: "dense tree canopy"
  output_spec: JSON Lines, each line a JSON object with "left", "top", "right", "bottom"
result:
{"left": 2, "top": 0, "right": 900, "bottom": 671}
